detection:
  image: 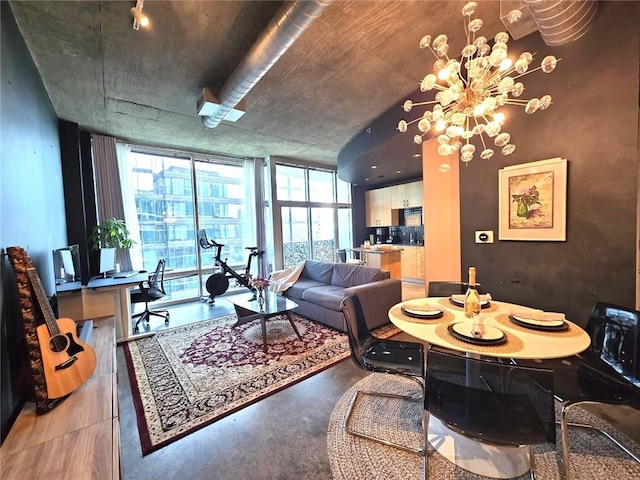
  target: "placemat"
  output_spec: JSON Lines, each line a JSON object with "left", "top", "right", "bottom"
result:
{"left": 434, "top": 322, "right": 524, "bottom": 355}
{"left": 494, "top": 313, "right": 585, "bottom": 338}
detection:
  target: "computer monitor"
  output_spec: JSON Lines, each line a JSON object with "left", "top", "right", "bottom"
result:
{"left": 52, "top": 245, "right": 79, "bottom": 282}
{"left": 99, "top": 248, "right": 116, "bottom": 277}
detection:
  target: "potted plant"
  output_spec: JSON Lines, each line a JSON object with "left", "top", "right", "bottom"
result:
{"left": 89, "top": 218, "right": 135, "bottom": 251}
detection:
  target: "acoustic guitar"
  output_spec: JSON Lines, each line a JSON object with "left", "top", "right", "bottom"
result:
{"left": 26, "top": 266, "right": 96, "bottom": 399}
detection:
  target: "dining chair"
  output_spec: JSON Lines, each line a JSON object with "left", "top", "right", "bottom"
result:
{"left": 427, "top": 280, "right": 482, "bottom": 297}
{"left": 340, "top": 294, "right": 425, "bottom": 454}
{"left": 513, "top": 301, "right": 640, "bottom": 479}
{"left": 424, "top": 347, "right": 555, "bottom": 480}
{"left": 131, "top": 259, "right": 170, "bottom": 333}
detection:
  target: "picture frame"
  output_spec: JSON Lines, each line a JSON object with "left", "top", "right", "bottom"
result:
{"left": 498, "top": 157, "right": 567, "bottom": 241}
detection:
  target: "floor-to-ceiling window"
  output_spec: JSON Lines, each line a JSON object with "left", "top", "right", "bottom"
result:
{"left": 275, "top": 164, "right": 352, "bottom": 268}
{"left": 120, "top": 147, "right": 257, "bottom": 303}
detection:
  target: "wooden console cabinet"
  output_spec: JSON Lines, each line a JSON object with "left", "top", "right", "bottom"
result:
{"left": 0, "top": 317, "right": 120, "bottom": 479}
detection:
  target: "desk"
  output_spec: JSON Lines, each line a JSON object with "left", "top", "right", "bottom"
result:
{"left": 389, "top": 297, "right": 591, "bottom": 478}
{"left": 57, "top": 273, "right": 151, "bottom": 343}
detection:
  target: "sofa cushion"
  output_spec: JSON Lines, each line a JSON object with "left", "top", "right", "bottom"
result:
{"left": 301, "top": 259, "right": 335, "bottom": 284}
{"left": 285, "top": 278, "right": 327, "bottom": 301}
{"left": 301, "top": 285, "right": 346, "bottom": 312}
{"left": 331, "top": 263, "right": 384, "bottom": 288}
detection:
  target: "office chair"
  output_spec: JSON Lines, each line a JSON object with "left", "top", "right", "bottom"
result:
{"left": 424, "top": 347, "right": 555, "bottom": 480}
{"left": 514, "top": 302, "right": 640, "bottom": 480}
{"left": 340, "top": 294, "right": 425, "bottom": 454}
{"left": 131, "top": 259, "right": 170, "bottom": 333}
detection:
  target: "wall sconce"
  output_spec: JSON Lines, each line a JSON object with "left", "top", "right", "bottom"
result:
{"left": 131, "top": 0, "right": 149, "bottom": 31}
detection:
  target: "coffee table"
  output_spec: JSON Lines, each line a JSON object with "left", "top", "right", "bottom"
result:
{"left": 225, "top": 290, "right": 302, "bottom": 353}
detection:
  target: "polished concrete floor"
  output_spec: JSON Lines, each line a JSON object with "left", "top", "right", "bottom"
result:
{"left": 117, "top": 282, "right": 640, "bottom": 479}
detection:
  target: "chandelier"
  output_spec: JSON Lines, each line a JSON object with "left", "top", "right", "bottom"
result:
{"left": 398, "top": 1, "right": 559, "bottom": 170}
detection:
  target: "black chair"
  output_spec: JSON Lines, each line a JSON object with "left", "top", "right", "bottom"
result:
{"left": 424, "top": 347, "right": 555, "bottom": 480}
{"left": 514, "top": 302, "right": 640, "bottom": 479}
{"left": 336, "top": 248, "right": 363, "bottom": 264}
{"left": 340, "top": 294, "right": 425, "bottom": 454}
{"left": 131, "top": 259, "right": 169, "bottom": 333}
{"left": 427, "top": 280, "right": 481, "bottom": 297}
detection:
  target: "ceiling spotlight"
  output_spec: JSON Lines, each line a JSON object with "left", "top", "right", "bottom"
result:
{"left": 131, "top": 0, "right": 149, "bottom": 30}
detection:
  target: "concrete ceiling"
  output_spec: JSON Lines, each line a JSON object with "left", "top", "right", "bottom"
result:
{"left": 9, "top": 0, "right": 506, "bottom": 187}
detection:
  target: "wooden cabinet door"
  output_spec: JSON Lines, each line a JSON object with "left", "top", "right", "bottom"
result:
{"left": 365, "top": 190, "right": 377, "bottom": 227}
{"left": 406, "top": 181, "right": 423, "bottom": 207}
{"left": 389, "top": 184, "right": 406, "bottom": 209}
{"left": 401, "top": 246, "right": 417, "bottom": 279}
{"left": 365, "top": 187, "right": 393, "bottom": 226}
{"left": 389, "top": 181, "right": 423, "bottom": 209}
{"left": 416, "top": 245, "right": 425, "bottom": 278}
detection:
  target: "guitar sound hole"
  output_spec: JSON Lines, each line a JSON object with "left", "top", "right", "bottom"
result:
{"left": 48, "top": 334, "right": 70, "bottom": 353}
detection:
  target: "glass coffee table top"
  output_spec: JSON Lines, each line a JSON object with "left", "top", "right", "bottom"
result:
{"left": 225, "top": 290, "right": 298, "bottom": 315}
{"left": 225, "top": 291, "right": 301, "bottom": 353}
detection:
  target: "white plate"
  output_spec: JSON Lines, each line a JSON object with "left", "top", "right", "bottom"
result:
{"left": 402, "top": 300, "right": 442, "bottom": 316}
{"left": 450, "top": 295, "right": 490, "bottom": 307}
{"left": 402, "top": 307, "right": 443, "bottom": 317}
{"left": 451, "top": 322, "right": 504, "bottom": 341}
{"left": 512, "top": 315, "right": 565, "bottom": 328}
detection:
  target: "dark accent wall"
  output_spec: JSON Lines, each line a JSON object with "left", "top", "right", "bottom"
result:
{"left": 459, "top": 2, "right": 639, "bottom": 326}
{"left": 0, "top": 2, "right": 67, "bottom": 443}
{"left": 350, "top": 3, "right": 639, "bottom": 328}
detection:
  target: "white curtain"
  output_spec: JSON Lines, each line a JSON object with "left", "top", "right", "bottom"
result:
{"left": 116, "top": 143, "right": 143, "bottom": 269}
{"left": 92, "top": 134, "right": 132, "bottom": 270}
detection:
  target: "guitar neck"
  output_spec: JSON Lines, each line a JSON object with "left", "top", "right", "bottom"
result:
{"left": 26, "top": 268, "right": 61, "bottom": 337}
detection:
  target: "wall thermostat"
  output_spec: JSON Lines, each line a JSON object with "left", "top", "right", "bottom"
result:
{"left": 475, "top": 230, "right": 494, "bottom": 243}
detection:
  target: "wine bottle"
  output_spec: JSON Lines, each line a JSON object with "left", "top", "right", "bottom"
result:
{"left": 464, "top": 266, "right": 481, "bottom": 318}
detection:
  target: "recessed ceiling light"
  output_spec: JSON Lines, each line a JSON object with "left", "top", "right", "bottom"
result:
{"left": 412, "top": 153, "right": 421, "bottom": 158}
{"left": 396, "top": 170, "right": 403, "bottom": 174}
{"left": 370, "top": 165, "right": 378, "bottom": 169}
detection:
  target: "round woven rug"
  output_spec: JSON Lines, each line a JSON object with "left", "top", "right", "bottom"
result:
{"left": 327, "top": 373, "right": 640, "bottom": 480}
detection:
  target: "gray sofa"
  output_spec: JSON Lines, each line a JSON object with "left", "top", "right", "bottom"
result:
{"left": 282, "top": 259, "right": 402, "bottom": 332}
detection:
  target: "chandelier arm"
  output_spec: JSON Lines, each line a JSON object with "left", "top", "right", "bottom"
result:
{"left": 512, "top": 59, "right": 561, "bottom": 81}
{"left": 505, "top": 99, "right": 535, "bottom": 106}
{"left": 412, "top": 100, "right": 443, "bottom": 107}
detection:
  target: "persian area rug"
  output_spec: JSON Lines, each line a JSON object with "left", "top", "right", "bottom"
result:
{"left": 328, "top": 373, "right": 640, "bottom": 480}
{"left": 124, "top": 313, "right": 398, "bottom": 455}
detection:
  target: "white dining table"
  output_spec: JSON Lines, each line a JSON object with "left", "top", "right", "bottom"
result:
{"left": 388, "top": 296, "right": 591, "bottom": 479}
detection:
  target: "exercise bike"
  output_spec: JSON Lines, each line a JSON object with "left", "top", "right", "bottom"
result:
{"left": 197, "top": 229, "right": 265, "bottom": 303}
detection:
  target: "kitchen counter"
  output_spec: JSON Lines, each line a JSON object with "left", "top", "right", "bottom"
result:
{"left": 352, "top": 247, "right": 402, "bottom": 279}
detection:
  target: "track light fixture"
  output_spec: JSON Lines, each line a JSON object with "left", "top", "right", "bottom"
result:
{"left": 131, "top": 0, "right": 149, "bottom": 31}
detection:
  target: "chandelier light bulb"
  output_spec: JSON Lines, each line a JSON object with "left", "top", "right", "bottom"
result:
{"left": 398, "top": 1, "right": 560, "bottom": 165}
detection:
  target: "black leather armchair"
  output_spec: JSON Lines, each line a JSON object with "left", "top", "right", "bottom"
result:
{"left": 514, "top": 302, "right": 640, "bottom": 479}
{"left": 340, "top": 293, "right": 425, "bottom": 454}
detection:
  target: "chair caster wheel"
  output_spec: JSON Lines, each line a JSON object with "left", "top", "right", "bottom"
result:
{"left": 134, "top": 326, "right": 139, "bottom": 333}
{"left": 165, "top": 319, "right": 169, "bottom": 326}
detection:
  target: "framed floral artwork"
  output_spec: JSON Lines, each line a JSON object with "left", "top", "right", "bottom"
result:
{"left": 498, "top": 157, "right": 567, "bottom": 241}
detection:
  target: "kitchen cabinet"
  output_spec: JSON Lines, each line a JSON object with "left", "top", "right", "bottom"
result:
{"left": 365, "top": 181, "right": 422, "bottom": 227}
{"left": 365, "top": 187, "right": 398, "bottom": 227}
{"left": 390, "top": 181, "right": 423, "bottom": 209}
{"left": 401, "top": 245, "right": 425, "bottom": 282}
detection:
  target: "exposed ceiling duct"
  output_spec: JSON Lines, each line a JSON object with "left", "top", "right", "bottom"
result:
{"left": 501, "top": 0, "right": 599, "bottom": 46}
{"left": 200, "top": 0, "right": 334, "bottom": 128}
